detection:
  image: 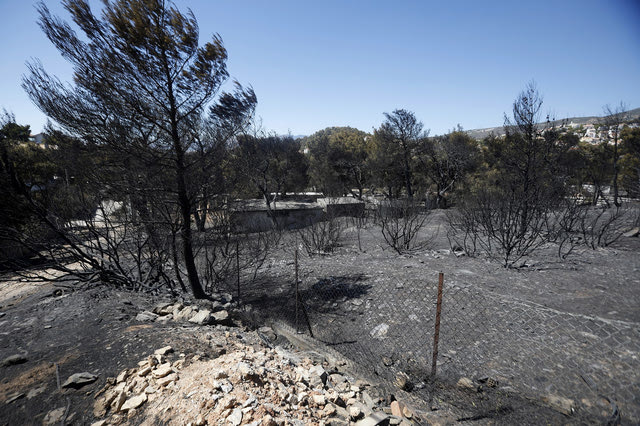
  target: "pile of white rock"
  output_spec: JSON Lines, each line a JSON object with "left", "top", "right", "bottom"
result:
{"left": 91, "top": 335, "right": 419, "bottom": 425}
{"left": 136, "top": 294, "right": 235, "bottom": 326}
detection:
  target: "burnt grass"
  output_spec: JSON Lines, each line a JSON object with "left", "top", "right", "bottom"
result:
{"left": 237, "top": 210, "right": 640, "bottom": 424}
{"left": 0, "top": 209, "right": 638, "bottom": 425}
{"left": 0, "top": 285, "right": 230, "bottom": 426}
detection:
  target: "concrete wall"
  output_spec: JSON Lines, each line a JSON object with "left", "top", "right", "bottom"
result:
{"left": 231, "top": 207, "right": 325, "bottom": 233}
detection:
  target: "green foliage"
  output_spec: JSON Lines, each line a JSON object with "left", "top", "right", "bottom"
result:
{"left": 620, "top": 126, "right": 640, "bottom": 197}
{"left": 416, "top": 129, "right": 480, "bottom": 208}
{"left": 304, "top": 127, "right": 371, "bottom": 197}
{"left": 233, "top": 135, "right": 308, "bottom": 209}
{"left": 370, "top": 109, "right": 425, "bottom": 198}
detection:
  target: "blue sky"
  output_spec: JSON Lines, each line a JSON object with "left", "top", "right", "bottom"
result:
{"left": 1, "top": 0, "right": 639, "bottom": 136}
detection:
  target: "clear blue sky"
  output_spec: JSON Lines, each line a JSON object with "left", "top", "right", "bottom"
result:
{"left": 1, "top": 0, "right": 639, "bottom": 136}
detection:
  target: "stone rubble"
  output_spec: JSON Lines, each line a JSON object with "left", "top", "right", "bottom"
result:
{"left": 92, "top": 321, "right": 420, "bottom": 425}
{"left": 138, "top": 298, "right": 232, "bottom": 328}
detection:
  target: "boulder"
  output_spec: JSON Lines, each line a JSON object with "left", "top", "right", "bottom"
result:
{"left": 1, "top": 354, "right": 27, "bottom": 367}
{"left": 152, "top": 363, "right": 173, "bottom": 378}
{"left": 121, "top": 393, "right": 147, "bottom": 411}
{"left": 258, "top": 326, "right": 277, "bottom": 341}
{"left": 42, "top": 407, "right": 66, "bottom": 425}
{"left": 189, "top": 310, "right": 212, "bottom": 325}
{"left": 135, "top": 311, "right": 158, "bottom": 322}
{"left": 156, "top": 373, "right": 178, "bottom": 387}
{"left": 623, "top": 227, "right": 640, "bottom": 238}
{"left": 174, "top": 306, "right": 197, "bottom": 321}
{"left": 390, "top": 401, "right": 402, "bottom": 417}
{"left": 62, "top": 372, "right": 98, "bottom": 388}
{"left": 152, "top": 302, "right": 174, "bottom": 315}
{"left": 5, "top": 392, "right": 25, "bottom": 403}
{"left": 154, "top": 346, "right": 174, "bottom": 356}
{"left": 212, "top": 310, "right": 231, "bottom": 325}
{"left": 355, "top": 412, "right": 391, "bottom": 426}
{"left": 227, "top": 408, "right": 243, "bottom": 426}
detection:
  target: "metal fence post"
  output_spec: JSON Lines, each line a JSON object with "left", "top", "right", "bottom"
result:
{"left": 295, "top": 245, "right": 299, "bottom": 334}
{"left": 431, "top": 272, "right": 444, "bottom": 377}
{"left": 236, "top": 240, "right": 241, "bottom": 305}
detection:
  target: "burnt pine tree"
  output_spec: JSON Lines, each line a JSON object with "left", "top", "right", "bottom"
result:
{"left": 23, "top": 0, "right": 256, "bottom": 298}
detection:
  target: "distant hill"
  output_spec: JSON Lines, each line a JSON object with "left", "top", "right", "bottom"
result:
{"left": 465, "top": 107, "right": 640, "bottom": 140}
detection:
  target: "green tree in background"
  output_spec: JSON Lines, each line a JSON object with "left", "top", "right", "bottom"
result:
{"left": 233, "top": 135, "right": 308, "bottom": 221}
{"left": 620, "top": 126, "right": 640, "bottom": 198}
{"left": 417, "top": 128, "right": 480, "bottom": 208}
{"left": 372, "top": 110, "right": 426, "bottom": 199}
{"left": 305, "top": 127, "right": 371, "bottom": 198}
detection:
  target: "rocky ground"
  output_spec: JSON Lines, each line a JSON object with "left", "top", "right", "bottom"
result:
{"left": 0, "top": 277, "right": 462, "bottom": 426}
{"left": 1, "top": 210, "right": 638, "bottom": 425}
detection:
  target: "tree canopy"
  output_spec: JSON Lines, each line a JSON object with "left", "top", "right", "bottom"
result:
{"left": 22, "top": 0, "right": 256, "bottom": 298}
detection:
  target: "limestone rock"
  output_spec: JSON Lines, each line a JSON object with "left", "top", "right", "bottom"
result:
{"left": 394, "top": 372, "right": 412, "bottom": 391}
{"left": 156, "top": 373, "right": 178, "bottom": 387}
{"left": 355, "top": 412, "right": 391, "bottom": 426}
{"left": 542, "top": 394, "right": 574, "bottom": 416}
{"left": 152, "top": 302, "right": 174, "bottom": 315}
{"left": 5, "top": 392, "right": 25, "bottom": 403}
{"left": 174, "top": 306, "right": 197, "bottom": 321}
{"left": 152, "top": 363, "right": 173, "bottom": 378}
{"left": 135, "top": 311, "right": 158, "bottom": 322}
{"left": 26, "top": 386, "right": 46, "bottom": 399}
{"left": 42, "top": 407, "right": 66, "bottom": 425}
{"left": 62, "top": 372, "right": 98, "bottom": 388}
{"left": 121, "top": 393, "right": 147, "bottom": 411}
{"left": 137, "top": 366, "right": 152, "bottom": 377}
{"left": 258, "top": 326, "right": 277, "bottom": 341}
{"left": 236, "top": 362, "right": 254, "bottom": 379}
{"left": 189, "top": 309, "right": 212, "bottom": 325}
{"left": 117, "top": 369, "right": 132, "bottom": 383}
{"left": 1, "top": 354, "right": 27, "bottom": 367}
{"left": 457, "top": 377, "right": 475, "bottom": 390}
{"left": 350, "top": 405, "right": 363, "bottom": 420}
{"left": 370, "top": 323, "right": 389, "bottom": 339}
{"left": 310, "top": 365, "right": 328, "bottom": 387}
{"left": 154, "top": 346, "right": 174, "bottom": 356}
{"left": 155, "top": 315, "right": 173, "bottom": 324}
{"left": 212, "top": 310, "right": 230, "bottom": 324}
{"left": 623, "top": 227, "right": 640, "bottom": 237}
{"left": 312, "top": 394, "right": 326, "bottom": 406}
{"left": 390, "top": 401, "right": 402, "bottom": 417}
{"left": 227, "top": 407, "right": 243, "bottom": 426}
{"left": 112, "top": 391, "right": 127, "bottom": 411}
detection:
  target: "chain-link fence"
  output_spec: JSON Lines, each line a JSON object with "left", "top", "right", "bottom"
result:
{"left": 232, "top": 246, "right": 638, "bottom": 424}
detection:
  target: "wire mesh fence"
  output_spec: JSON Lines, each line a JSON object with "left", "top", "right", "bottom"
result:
{"left": 232, "top": 245, "right": 639, "bottom": 424}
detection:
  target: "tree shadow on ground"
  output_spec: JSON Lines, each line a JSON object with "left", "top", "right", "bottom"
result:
{"left": 235, "top": 273, "right": 371, "bottom": 334}
{"left": 302, "top": 274, "right": 371, "bottom": 313}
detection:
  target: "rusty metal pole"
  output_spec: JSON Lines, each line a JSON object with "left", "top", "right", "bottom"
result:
{"left": 236, "top": 240, "right": 240, "bottom": 305}
{"left": 431, "top": 272, "right": 444, "bottom": 378}
{"left": 295, "top": 245, "right": 300, "bottom": 333}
